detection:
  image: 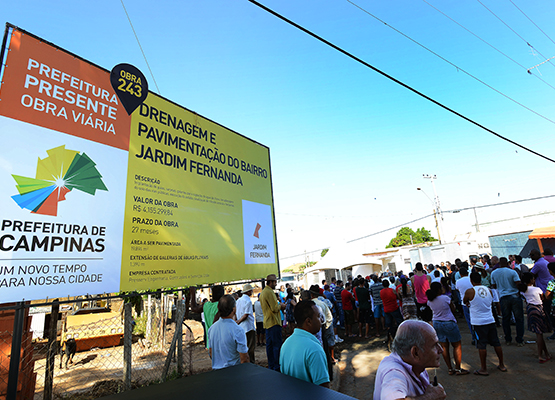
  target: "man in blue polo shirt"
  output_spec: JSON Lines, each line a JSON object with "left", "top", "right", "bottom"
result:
{"left": 208, "top": 295, "right": 249, "bottom": 369}
{"left": 280, "top": 300, "right": 330, "bottom": 388}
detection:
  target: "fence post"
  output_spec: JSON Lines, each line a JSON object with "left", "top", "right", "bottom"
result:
{"left": 146, "top": 294, "right": 151, "bottom": 341}
{"left": 44, "top": 300, "right": 59, "bottom": 400}
{"left": 161, "top": 303, "right": 185, "bottom": 382}
{"left": 160, "top": 293, "right": 165, "bottom": 349}
{"left": 123, "top": 303, "right": 133, "bottom": 391}
{"left": 176, "top": 301, "right": 183, "bottom": 376}
{"left": 7, "top": 302, "right": 25, "bottom": 400}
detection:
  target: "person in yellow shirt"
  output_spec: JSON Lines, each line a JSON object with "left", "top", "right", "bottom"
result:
{"left": 260, "top": 274, "right": 286, "bottom": 371}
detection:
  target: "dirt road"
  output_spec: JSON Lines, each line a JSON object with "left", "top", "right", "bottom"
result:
{"left": 336, "top": 320, "right": 555, "bottom": 399}
{"left": 47, "top": 318, "right": 553, "bottom": 400}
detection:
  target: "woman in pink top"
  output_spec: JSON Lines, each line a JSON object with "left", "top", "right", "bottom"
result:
{"left": 427, "top": 282, "right": 468, "bottom": 375}
{"left": 411, "top": 263, "right": 432, "bottom": 321}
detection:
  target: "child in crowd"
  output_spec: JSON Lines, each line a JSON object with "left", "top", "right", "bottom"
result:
{"left": 518, "top": 273, "right": 552, "bottom": 363}
{"left": 254, "top": 294, "right": 265, "bottom": 346}
{"left": 285, "top": 288, "right": 297, "bottom": 336}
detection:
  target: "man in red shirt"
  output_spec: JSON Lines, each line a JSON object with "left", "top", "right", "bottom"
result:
{"left": 341, "top": 282, "right": 356, "bottom": 337}
{"left": 380, "top": 280, "right": 404, "bottom": 340}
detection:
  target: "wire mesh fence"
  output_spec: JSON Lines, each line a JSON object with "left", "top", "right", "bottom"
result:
{"left": 0, "top": 294, "right": 205, "bottom": 400}
{"left": 0, "top": 331, "right": 15, "bottom": 399}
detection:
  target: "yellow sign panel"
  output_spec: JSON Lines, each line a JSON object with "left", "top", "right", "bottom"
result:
{"left": 121, "top": 95, "right": 278, "bottom": 290}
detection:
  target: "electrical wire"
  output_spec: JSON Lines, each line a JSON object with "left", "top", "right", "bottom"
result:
{"left": 346, "top": 214, "right": 434, "bottom": 243}
{"left": 279, "top": 193, "right": 555, "bottom": 260}
{"left": 476, "top": 0, "right": 555, "bottom": 70}
{"left": 279, "top": 248, "right": 330, "bottom": 261}
{"left": 421, "top": 0, "right": 555, "bottom": 90}
{"left": 248, "top": 0, "right": 555, "bottom": 164}
{"left": 446, "top": 193, "right": 555, "bottom": 213}
{"left": 509, "top": 0, "right": 555, "bottom": 47}
{"left": 279, "top": 212, "right": 434, "bottom": 260}
{"left": 344, "top": 0, "right": 555, "bottom": 125}
{"left": 276, "top": 210, "right": 407, "bottom": 219}
{"left": 528, "top": 56, "right": 555, "bottom": 74}
{"left": 509, "top": 0, "right": 555, "bottom": 44}
{"left": 120, "top": 0, "right": 161, "bottom": 94}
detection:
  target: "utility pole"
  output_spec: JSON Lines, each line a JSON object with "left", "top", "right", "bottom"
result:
{"left": 417, "top": 187, "right": 442, "bottom": 245}
{"left": 423, "top": 174, "right": 445, "bottom": 243}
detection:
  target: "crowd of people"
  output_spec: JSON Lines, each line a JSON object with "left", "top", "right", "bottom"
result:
{"left": 188, "top": 250, "right": 555, "bottom": 399}
{"left": 373, "top": 251, "right": 555, "bottom": 399}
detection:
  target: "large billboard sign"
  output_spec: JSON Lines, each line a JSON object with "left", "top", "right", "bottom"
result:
{"left": 0, "top": 27, "right": 278, "bottom": 302}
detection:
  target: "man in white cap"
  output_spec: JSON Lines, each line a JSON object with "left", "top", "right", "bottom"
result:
{"left": 236, "top": 283, "right": 256, "bottom": 363}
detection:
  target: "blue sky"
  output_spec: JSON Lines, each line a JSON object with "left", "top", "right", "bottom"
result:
{"left": 3, "top": 0, "right": 555, "bottom": 266}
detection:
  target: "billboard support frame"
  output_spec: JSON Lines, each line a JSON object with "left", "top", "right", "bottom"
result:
{"left": 6, "top": 301, "right": 24, "bottom": 400}
{"left": 0, "top": 277, "right": 265, "bottom": 312}
{"left": 0, "top": 24, "right": 12, "bottom": 75}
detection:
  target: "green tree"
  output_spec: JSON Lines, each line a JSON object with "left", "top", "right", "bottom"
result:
{"left": 386, "top": 227, "right": 436, "bottom": 248}
{"left": 415, "top": 227, "right": 435, "bottom": 242}
{"left": 300, "top": 261, "right": 316, "bottom": 272}
{"left": 321, "top": 248, "right": 329, "bottom": 258}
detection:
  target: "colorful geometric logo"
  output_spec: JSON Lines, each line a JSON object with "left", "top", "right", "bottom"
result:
{"left": 11, "top": 145, "right": 108, "bottom": 216}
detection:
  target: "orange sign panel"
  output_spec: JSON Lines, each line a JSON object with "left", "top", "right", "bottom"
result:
{"left": 0, "top": 31, "right": 131, "bottom": 150}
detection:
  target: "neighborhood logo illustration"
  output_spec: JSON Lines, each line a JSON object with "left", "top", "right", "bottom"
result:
{"left": 11, "top": 145, "right": 108, "bottom": 216}
{"left": 253, "top": 223, "right": 262, "bottom": 238}
{"left": 242, "top": 200, "right": 275, "bottom": 265}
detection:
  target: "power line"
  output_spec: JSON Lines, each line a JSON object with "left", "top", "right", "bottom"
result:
{"left": 476, "top": 0, "right": 555, "bottom": 70}
{"left": 276, "top": 210, "right": 408, "bottom": 219}
{"left": 279, "top": 193, "right": 555, "bottom": 260}
{"left": 120, "top": 0, "right": 161, "bottom": 94}
{"left": 420, "top": 0, "right": 555, "bottom": 91}
{"left": 280, "top": 248, "right": 329, "bottom": 261}
{"left": 345, "top": 0, "right": 555, "bottom": 123}
{"left": 528, "top": 56, "right": 555, "bottom": 74}
{"left": 280, "top": 213, "right": 435, "bottom": 260}
{"left": 447, "top": 193, "right": 555, "bottom": 213}
{"left": 248, "top": 0, "right": 555, "bottom": 164}
{"left": 346, "top": 214, "right": 434, "bottom": 243}
{"left": 509, "top": 0, "right": 555, "bottom": 47}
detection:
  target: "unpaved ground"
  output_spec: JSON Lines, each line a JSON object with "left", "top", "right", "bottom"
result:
{"left": 336, "top": 319, "right": 555, "bottom": 400}
{"left": 32, "top": 319, "right": 269, "bottom": 399}
{"left": 35, "top": 316, "right": 553, "bottom": 400}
